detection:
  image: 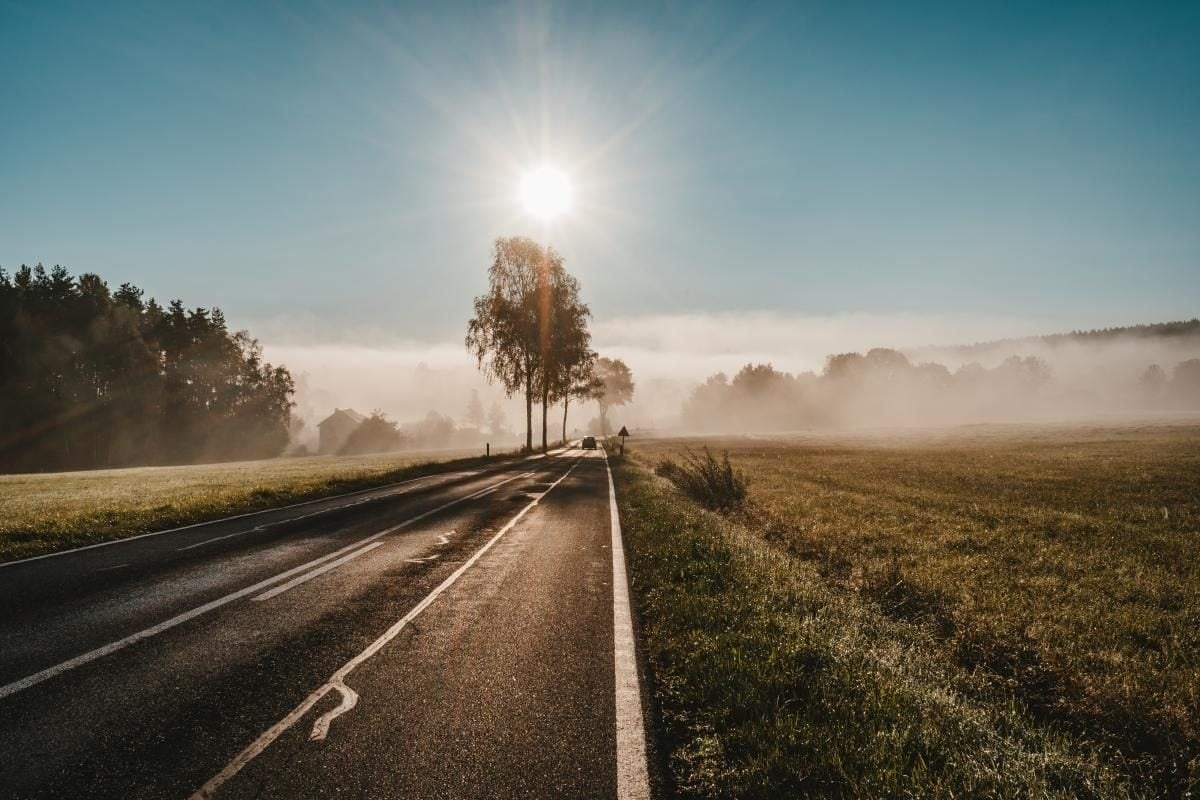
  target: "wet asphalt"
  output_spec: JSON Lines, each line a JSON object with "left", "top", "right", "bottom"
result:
{"left": 0, "top": 447, "right": 637, "bottom": 799}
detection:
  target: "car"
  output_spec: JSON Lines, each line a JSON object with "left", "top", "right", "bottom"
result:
{"left": 581, "top": 436, "right": 597, "bottom": 449}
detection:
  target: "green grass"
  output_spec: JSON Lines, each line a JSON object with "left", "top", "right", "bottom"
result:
{"left": 0, "top": 447, "right": 511, "bottom": 562}
{"left": 614, "top": 422, "right": 1200, "bottom": 798}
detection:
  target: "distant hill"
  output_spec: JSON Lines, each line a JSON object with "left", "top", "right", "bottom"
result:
{"left": 908, "top": 319, "right": 1200, "bottom": 365}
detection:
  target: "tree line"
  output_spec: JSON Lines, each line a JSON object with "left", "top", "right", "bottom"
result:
{"left": 466, "top": 237, "right": 633, "bottom": 450}
{"left": 682, "top": 349, "right": 1200, "bottom": 431}
{"left": 0, "top": 264, "right": 294, "bottom": 473}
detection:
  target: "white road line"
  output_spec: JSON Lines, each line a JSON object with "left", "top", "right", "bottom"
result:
{"left": 176, "top": 528, "right": 259, "bottom": 551}
{"left": 0, "top": 471, "right": 470, "bottom": 568}
{"left": 188, "top": 459, "right": 583, "bottom": 800}
{"left": 252, "top": 543, "right": 383, "bottom": 602}
{"left": 177, "top": 493, "right": 377, "bottom": 552}
{"left": 0, "top": 472, "right": 528, "bottom": 702}
{"left": 94, "top": 563, "right": 130, "bottom": 572}
{"left": 606, "top": 451, "right": 652, "bottom": 800}
{"left": 178, "top": 478, "right": 455, "bottom": 552}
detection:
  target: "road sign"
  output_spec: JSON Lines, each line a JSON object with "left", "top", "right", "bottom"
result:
{"left": 617, "top": 426, "right": 629, "bottom": 437}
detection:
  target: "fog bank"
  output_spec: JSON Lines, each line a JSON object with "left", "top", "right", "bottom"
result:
{"left": 262, "top": 313, "right": 1200, "bottom": 440}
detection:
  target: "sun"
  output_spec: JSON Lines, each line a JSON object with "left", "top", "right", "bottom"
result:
{"left": 519, "top": 165, "right": 572, "bottom": 220}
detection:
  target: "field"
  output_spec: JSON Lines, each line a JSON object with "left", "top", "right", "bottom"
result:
{"left": 613, "top": 422, "right": 1199, "bottom": 798}
{"left": 0, "top": 447, "right": 506, "bottom": 562}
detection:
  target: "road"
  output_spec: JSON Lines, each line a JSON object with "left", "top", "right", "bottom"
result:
{"left": 0, "top": 445, "right": 651, "bottom": 799}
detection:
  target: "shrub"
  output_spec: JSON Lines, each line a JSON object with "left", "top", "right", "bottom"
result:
{"left": 655, "top": 447, "right": 749, "bottom": 512}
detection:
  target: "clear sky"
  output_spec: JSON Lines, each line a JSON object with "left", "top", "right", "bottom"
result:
{"left": 2, "top": 0, "right": 1197, "bottom": 345}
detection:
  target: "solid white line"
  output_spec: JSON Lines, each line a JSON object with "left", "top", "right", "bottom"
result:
{"left": 0, "top": 470, "right": 473, "bottom": 568}
{"left": 0, "top": 472, "right": 527, "bottom": 701}
{"left": 606, "top": 451, "right": 652, "bottom": 800}
{"left": 252, "top": 542, "right": 383, "bottom": 602}
{"left": 189, "top": 459, "right": 583, "bottom": 800}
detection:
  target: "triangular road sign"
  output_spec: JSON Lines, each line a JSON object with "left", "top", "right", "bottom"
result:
{"left": 617, "top": 426, "right": 630, "bottom": 437}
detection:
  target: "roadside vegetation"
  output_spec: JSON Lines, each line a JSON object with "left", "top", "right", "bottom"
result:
{"left": 654, "top": 447, "right": 748, "bottom": 512}
{"left": 0, "top": 447, "right": 512, "bottom": 562}
{"left": 615, "top": 423, "right": 1200, "bottom": 798}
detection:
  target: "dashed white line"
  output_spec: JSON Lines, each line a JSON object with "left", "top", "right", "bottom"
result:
{"left": 252, "top": 543, "right": 383, "bottom": 602}
{"left": 0, "top": 471, "right": 528, "bottom": 702}
{"left": 94, "top": 563, "right": 130, "bottom": 572}
{"left": 188, "top": 459, "right": 583, "bottom": 800}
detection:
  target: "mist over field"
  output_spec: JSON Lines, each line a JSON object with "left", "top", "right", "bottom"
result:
{"left": 264, "top": 313, "right": 1200, "bottom": 439}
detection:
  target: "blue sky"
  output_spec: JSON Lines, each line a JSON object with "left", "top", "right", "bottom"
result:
{"left": 2, "top": 0, "right": 1197, "bottom": 346}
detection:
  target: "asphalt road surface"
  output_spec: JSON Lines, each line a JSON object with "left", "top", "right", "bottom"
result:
{"left": 0, "top": 445, "right": 651, "bottom": 799}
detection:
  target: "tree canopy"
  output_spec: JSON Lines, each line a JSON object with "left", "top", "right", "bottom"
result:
{"left": 594, "top": 356, "right": 635, "bottom": 433}
{"left": 466, "top": 237, "right": 595, "bottom": 451}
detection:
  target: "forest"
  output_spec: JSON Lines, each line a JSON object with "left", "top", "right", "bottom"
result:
{"left": 0, "top": 265, "right": 294, "bottom": 473}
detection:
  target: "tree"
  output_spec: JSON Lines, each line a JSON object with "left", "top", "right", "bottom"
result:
{"left": 487, "top": 401, "right": 508, "bottom": 438}
{"left": 594, "top": 356, "right": 634, "bottom": 433}
{"left": 1172, "top": 359, "right": 1200, "bottom": 407}
{"left": 464, "top": 389, "right": 485, "bottom": 430}
{"left": 466, "top": 237, "right": 594, "bottom": 452}
{"left": 559, "top": 349, "right": 601, "bottom": 443}
{"left": 1140, "top": 364, "right": 1167, "bottom": 404}
{"left": 0, "top": 264, "right": 294, "bottom": 472}
{"left": 340, "top": 411, "right": 406, "bottom": 455}
{"left": 466, "top": 237, "right": 550, "bottom": 452}
{"left": 537, "top": 268, "right": 591, "bottom": 449}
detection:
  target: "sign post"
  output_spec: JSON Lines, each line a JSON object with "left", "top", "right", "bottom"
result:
{"left": 617, "top": 425, "right": 629, "bottom": 456}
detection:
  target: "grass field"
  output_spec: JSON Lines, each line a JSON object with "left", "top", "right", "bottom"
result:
{"left": 614, "top": 422, "right": 1199, "bottom": 798}
{"left": 0, "top": 447, "right": 508, "bottom": 562}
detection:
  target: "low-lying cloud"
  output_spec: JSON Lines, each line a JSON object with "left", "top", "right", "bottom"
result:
{"left": 260, "top": 311, "right": 1200, "bottom": 437}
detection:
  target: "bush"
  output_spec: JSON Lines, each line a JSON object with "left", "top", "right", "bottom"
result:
{"left": 655, "top": 447, "right": 749, "bottom": 512}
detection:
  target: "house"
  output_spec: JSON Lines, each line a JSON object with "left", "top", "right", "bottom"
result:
{"left": 317, "top": 408, "right": 366, "bottom": 454}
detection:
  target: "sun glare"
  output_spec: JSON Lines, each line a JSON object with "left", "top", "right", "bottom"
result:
{"left": 519, "top": 166, "right": 572, "bottom": 220}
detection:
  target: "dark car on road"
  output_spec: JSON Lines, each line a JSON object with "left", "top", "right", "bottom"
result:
{"left": 582, "top": 436, "right": 597, "bottom": 449}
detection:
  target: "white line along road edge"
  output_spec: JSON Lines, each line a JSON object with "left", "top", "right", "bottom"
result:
{"left": 606, "top": 450, "right": 652, "bottom": 800}
{"left": 189, "top": 458, "right": 584, "bottom": 800}
{"left": 0, "top": 471, "right": 531, "bottom": 702}
{"left": 0, "top": 470, "right": 461, "bottom": 569}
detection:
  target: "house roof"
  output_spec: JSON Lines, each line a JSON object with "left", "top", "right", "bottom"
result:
{"left": 317, "top": 408, "right": 366, "bottom": 428}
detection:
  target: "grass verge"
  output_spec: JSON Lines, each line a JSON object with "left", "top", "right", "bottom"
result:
{"left": 611, "top": 450, "right": 1141, "bottom": 799}
{"left": 629, "top": 425, "right": 1200, "bottom": 796}
{"left": 0, "top": 449, "right": 516, "bottom": 562}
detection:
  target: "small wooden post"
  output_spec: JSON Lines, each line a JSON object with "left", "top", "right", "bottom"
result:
{"left": 486, "top": 442, "right": 490, "bottom": 458}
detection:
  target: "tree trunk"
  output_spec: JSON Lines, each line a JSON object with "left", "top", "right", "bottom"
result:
{"left": 541, "top": 386, "right": 549, "bottom": 451}
{"left": 525, "top": 372, "right": 533, "bottom": 452}
{"left": 561, "top": 397, "right": 569, "bottom": 444}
